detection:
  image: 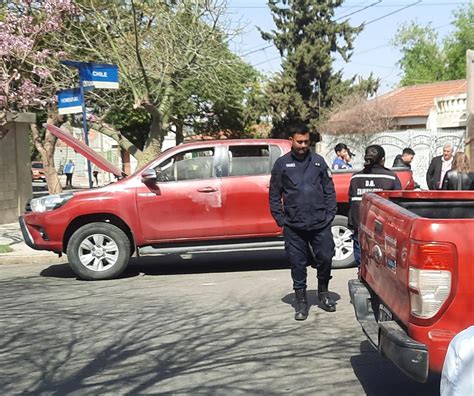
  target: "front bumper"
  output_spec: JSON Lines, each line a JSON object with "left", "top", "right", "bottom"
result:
{"left": 348, "top": 279, "right": 429, "bottom": 383}
{"left": 19, "top": 215, "right": 63, "bottom": 253}
{"left": 19, "top": 216, "right": 39, "bottom": 250}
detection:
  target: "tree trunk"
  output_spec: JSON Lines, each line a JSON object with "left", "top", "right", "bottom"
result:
{"left": 175, "top": 121, "right": 184, "bottom": 145}
{"left": 30, "top": 116, "right": 63, "bottom": 195}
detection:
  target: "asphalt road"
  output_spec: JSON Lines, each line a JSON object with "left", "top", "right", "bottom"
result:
{"left": 0, "top": 251, "right": 441, "bottom": 395}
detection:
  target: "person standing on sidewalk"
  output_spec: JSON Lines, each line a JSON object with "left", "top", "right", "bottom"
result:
{"left": 64, "top": 159, "right": 75, "bottom": 188}
{"left": 269, "top": 122, "right": 337, "bottom": 321}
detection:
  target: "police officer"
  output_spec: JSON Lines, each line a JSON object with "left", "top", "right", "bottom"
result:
{"left": 269, "top": 122, "right": 337, "bottom": 321}
{"left": 348, "top": 145, "right": 401, "bottom": 268}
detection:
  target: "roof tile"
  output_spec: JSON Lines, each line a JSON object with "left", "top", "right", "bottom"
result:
{"left": 375, "top": 79, "right": 467, "bottom": 118}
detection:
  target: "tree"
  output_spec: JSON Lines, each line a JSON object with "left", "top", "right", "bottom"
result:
{"left": 0, "top": 0, "right": 78, "bottom": 194}
{"left": 319, "top": 93, "right": 395, "bottom": 135}
{"left": 444, "top": 4, "right": 474, "bottom": 80}
{"left": 260, "top": 0, "right": 378, "bottom": 138}
{"left": 392, "top": 23, "right": 446, "bottom": 86}
{"left": 393, "top": 4, "right": 474, "bottom": 86}
{"left": 65, "top": 0, "right": 260, "bottom": 165}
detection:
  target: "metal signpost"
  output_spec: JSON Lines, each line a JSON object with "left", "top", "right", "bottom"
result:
{"left": 58, "top": 61, "right": 119, "bottom": 188}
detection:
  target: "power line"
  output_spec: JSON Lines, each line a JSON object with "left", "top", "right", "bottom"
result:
{"left": 227, "top": 2, "right": 469, "bottom": 9}
{"left": 336, "top": 1, "right": 382, "bottom": 21}
{"left": 252, "top": 55, "right": 281, "bottom": 67}
{"left": 241, "top": 44, "right": 273, "bottom": 57}
{"left": 364, "top": 0, "right": 423, "bottom": 26}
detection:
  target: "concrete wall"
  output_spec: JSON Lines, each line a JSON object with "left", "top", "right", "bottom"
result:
{"left": 0, "top": 113, "right": 35, "bottom": 225}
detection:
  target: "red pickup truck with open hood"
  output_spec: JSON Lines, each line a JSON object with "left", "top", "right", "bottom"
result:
{"left": 349, "top": 190, "right": 474, "bottom": 382}
{"left": 19, "top": 125, "right": 414, "bottom": 280}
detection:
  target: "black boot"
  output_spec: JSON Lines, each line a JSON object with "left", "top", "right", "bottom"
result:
{"left": 318, "top": 282, "right": 336, "bottom": 312}
{"left": 294, "top": 288, "right": 308, "bottom": 321}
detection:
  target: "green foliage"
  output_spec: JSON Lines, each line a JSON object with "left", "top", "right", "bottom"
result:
{"left": 260, "top": 0, "right": 375, "bottom": 138}
{"left": 171, "top": 48, "right": 264, "bottom": 138}
{"left": 392, "top": 23, "right": 445, "bottom": 85}
{"left": 393, "top": 4, "right": 473, "bottom": 86}
{"left": 104, "top": 107, "right": 151, "bottom": 150}
{"left": 0, "top": 245, "right": 13, "bottom": 254}
{"left": 444, "top": 5, "right": 474, "bottom": 80}
{"left": 63, "top": 1, "right": 264, "bottom": 152}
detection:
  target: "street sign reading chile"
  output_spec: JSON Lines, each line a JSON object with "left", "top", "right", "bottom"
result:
{"left": 79, "top": 63, "right": 119, "bottom": 89}
{"left": 57, "top": 88, "right": 83, "bottom": 115}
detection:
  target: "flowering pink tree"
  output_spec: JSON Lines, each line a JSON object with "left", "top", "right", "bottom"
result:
{"left": 0, "top": 0, "right": 77, "bottom": 193}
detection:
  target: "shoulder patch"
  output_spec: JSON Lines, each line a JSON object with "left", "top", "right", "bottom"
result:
{"left": 327, "top": 169, "right": 332, "bottom": 178}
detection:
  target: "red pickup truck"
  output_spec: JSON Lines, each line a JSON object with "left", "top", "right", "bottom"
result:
{"left": 20, "top": 125, "right": 414, "bottom": 280}
{"left": 349, "top": 190, "right": 474, "bottom": 382}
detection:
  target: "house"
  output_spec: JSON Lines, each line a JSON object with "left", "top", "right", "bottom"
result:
{"left": 375, "top": 79, "right": 467, "bottom": 130}
{"left": 319, "top": 79, "right": 468, "bottom": 189}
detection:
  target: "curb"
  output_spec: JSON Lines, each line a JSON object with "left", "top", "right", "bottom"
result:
{"left": 0, "top": 253, "right": 68, "bottom": 266}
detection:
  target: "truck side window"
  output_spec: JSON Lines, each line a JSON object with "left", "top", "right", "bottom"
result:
{"left": 228, "top": 145, "right": 271, "bottom": 176}
{"left": 155, "top": 148, "right": 215, "bottom": 182}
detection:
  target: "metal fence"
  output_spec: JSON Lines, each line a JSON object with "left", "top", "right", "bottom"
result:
{"left": 320, "top": 128, "right": 466, "bottom": 189}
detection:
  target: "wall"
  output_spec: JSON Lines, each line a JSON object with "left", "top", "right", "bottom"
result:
{"left": 0, "top": 113, "right": 35, "bottom": 225}
{"left": 320, "top": 128, "right": 465, "bottom": 190}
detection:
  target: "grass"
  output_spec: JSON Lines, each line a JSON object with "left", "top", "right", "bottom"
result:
{"left": 0, "top": 245, "right": 13, "bottom": 253}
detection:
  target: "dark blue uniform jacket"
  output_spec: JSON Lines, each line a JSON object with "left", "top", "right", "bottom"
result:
{"left": 269, "top": 151, "right": 337, "bottom": 230}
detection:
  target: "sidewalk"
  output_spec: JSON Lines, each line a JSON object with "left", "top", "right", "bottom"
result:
{"left": 0, "top": 178, "right": 111, "bottom": 265}
{"left": 0, "top": 222, "right": 67, "bottom": 265}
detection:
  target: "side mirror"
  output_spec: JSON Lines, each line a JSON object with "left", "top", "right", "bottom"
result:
{"left": 141, "top": 168, "right": 157, "bottom": 184}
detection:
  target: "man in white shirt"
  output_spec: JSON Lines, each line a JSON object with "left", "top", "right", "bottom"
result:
{"left": 426, "top": 143, "right": 454, "bottom": 190}
{"left": 441, "top": 326, "right": 474, "bottom": 396}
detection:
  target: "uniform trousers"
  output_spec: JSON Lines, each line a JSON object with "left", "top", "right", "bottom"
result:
{"left": 284, "top": 224, "right": 335, "bottom": 290}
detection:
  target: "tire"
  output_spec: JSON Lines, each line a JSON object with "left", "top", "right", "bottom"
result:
{"left": 306, "top": 215, "right": 355, "bottom": 269}
{"left": 67, "top": 222, "right": 131, "bottom": 280}
{"left": 330, "top": 215, "right": 355, "bottom": 269}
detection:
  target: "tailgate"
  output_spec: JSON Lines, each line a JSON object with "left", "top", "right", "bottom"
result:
{"left": 359, "top": 193, "right": 416, "bottom": 324}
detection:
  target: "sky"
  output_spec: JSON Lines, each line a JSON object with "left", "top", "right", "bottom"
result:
{"left": 226, "top": 0, "right": 471, "bottom": 94}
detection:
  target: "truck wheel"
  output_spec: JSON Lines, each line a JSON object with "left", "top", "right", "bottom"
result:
{"left": 331, "top": 215, "right": 355, "bottom": 269}
{"left": 67, "top": 222, "right": 130, "bottom": 280}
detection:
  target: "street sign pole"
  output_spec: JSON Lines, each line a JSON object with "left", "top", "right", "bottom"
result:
{"left": 78, "top": 77, "right": 93, "bottom": 188}
{"left": 59, "top": 61, "right": 119, "bottom": 189}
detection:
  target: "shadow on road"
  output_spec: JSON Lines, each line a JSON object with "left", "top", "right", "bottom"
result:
{"left": 40, "top": 250, "right": 289, "bottom": 279}
{"left": 350, "top": 341, "right": 441, "bottom": 395}
{"left": 281, "top": 290, "right": 341, "bottom": 313}
{"left": 39, "top": 250, "right": 356, "bottom": 281}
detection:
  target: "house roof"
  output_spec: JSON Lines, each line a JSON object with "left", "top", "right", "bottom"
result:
{"left": 376, "top": 79, "right": 467, "bottom": 118}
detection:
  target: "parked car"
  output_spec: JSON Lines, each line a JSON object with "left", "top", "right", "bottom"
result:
{"left": 349, "top": 190, "right": 474, "bottom": 382}
{"left": 19, "top": 124, "right": 414, "bottom": 280}
{"left": 31, "top": 161, "right": 46, "bottom": 182}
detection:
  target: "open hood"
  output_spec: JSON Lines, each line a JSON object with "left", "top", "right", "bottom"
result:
{"left": 45, "top": 124, "right": 126, "bottom": 178}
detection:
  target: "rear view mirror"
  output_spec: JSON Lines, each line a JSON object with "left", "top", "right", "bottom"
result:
{"left": 141, "top": 168, "right": 157, "bottom": 184}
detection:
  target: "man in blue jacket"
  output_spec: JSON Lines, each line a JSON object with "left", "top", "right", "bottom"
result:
{"left": 269, "top": 122, "right": 337, "bottom": 321}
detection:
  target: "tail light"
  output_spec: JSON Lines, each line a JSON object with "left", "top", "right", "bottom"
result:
{"left": 408, "top": 242, "right": 456, "bottom": 319}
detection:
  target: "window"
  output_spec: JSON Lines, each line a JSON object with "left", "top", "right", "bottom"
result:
{"left": 155, "top": 148, "right": 215, "bottom": 182}
{"left": 228, "top": 145, "right": 271, "bottom": 177}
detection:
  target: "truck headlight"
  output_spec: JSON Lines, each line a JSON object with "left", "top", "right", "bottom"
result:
{"left": 30, "top": 193, "right": 73, "bottom": 212}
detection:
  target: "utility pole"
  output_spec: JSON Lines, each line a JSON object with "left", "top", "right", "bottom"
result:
{"left": 466, "top": 50, "right": 474, "bottom": 167}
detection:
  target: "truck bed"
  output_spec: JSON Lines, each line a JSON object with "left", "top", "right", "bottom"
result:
{"left": 351, "top": 190, "right": 474, "bottom": 381}
{"left": 390, "top": 197, "right": 474, "bottom": 218}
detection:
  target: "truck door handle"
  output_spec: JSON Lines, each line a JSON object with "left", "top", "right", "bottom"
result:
{"left": 374, "top": 220, "right": 383, "bottom": 235}
{"left": 197, "top": 187, "right": 218, "bottom": 193}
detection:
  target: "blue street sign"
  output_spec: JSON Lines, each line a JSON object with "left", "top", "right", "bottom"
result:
{"left": 79, "top": 63, "right": 119, "bottom": 89}
{"left": 57, "top": 88, "right": 83, "bottom": 115}
{"left": 59, "top": 60, "right": 120, "bottom": 188}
